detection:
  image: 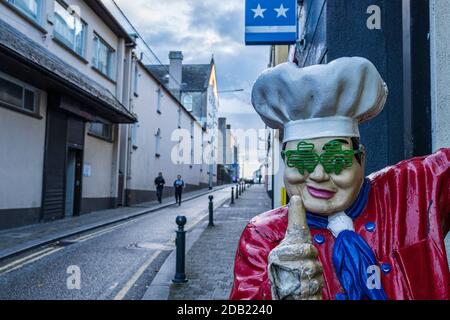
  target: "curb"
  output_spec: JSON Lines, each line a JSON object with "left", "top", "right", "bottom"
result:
{"left": 0, "top": 185, "right": 232, "bottom": 261}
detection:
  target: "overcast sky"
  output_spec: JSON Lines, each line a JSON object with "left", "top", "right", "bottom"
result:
{"left": 113, "top": 0, "right": 270, "bottom": 176}
{"left": 114, "top": 0, "right": 269, "bottom": 131}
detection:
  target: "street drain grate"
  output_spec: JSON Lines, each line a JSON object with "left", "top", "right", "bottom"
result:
{"left": 127, "top": 242, "right": 175, "bottom": 251}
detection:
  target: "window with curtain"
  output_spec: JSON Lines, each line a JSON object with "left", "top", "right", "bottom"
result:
{"left": 93, "top": 34, "right": 115, "bottom": 79}
{"left": 7, "top": 0, "right": 41, "bottom": 22}
{"left": 54, "top": 1, "right": 86, "bottom": 56}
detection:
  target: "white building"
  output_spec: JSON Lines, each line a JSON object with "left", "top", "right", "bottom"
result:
{"left": 0, "top": 0, "right": 220, "bottom": 230}
{"left": 147, "top": 52, "right": 220, "bottom": 189}
{"left": 0, "top": 0, "right": 138, "bottom": 230}
{"left": 121, "top": 56, "right": 210, "bottom": 205}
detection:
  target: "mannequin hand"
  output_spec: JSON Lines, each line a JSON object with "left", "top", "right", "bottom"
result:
{"left": 268, "top": 196, "right": 324, "bottom": 300}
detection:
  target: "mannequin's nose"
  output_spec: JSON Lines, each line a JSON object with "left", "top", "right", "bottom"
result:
{"left": 309, "top": 163, "right": 330, "bottom": 182}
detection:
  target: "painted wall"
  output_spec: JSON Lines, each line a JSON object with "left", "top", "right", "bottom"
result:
{"left": 296, "top": 0, "right": 405, "bottom": 175}
{"left": 430, "top": 0, "right": 450, "bottom": 150}
{"left": 82, "top": 132, "right": 115, "bottom": 200}
{"left": 0, "top": 90, "right": 47, "bottom": 210}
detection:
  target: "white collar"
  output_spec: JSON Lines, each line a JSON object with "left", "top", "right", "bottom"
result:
{"left": 327, "top": 211, "right": 355, "bottom": 238}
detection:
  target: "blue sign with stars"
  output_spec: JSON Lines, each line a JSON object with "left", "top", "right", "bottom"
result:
{"left": 245, "top": 0, "right": 298, "bottom": 45}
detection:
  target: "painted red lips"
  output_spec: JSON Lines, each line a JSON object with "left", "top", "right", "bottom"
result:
{"left": 307, "top": 185, "right": 336, "bottom": 200}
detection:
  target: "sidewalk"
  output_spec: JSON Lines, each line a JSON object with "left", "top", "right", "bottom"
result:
{"left": 0, "top": 185, "right": 230, "bottom": 260}
{"left": 144, "top": 184, "right": 271, "bottom": 300}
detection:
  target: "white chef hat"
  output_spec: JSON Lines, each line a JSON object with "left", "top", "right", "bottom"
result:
{"left": 251, "top": 57, "right": 388, "bottom": 143}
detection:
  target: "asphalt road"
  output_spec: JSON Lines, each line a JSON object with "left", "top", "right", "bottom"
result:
{"left": 0, "top": 187, "right": 232, "bottom": 300}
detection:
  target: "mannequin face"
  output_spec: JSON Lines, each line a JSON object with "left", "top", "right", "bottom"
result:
{"left": 283, "top": 137, "right": 365, "bottom": 216}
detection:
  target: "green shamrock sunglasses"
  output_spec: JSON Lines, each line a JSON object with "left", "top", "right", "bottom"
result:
{"left": 282, "top": 140, "right": 362, "bottom": 175}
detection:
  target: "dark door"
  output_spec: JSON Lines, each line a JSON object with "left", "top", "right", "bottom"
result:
{"left": 65, "top": 150, "right": 76, "bottom": 217}
{"left": 65, "top": 148, "right": 83, "bottom": 217}
{"left": 42, "top": 101, "right": 68, "bottom": 222}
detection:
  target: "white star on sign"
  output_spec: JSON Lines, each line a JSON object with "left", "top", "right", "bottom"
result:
{"left": 252, "top": 4, "right": 267, "bottom": 19}
{"left": 274, "top": 4, "right": 289, "bottom": 18}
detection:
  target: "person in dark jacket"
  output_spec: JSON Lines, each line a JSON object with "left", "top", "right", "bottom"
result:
{"left": 173, "top": 175, "right": 185, "bottom": 206}
{"left": 154, "top": 172, "right": 165, "bottom": 203}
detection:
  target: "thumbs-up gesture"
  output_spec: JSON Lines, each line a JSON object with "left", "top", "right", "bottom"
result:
{"left": 268, "top": 196, "right": 324, "bottom": 300}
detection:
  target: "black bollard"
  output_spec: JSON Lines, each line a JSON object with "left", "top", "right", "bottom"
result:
{"left": 239, "top": 183, "right": 242, "bottom": 196}
{"left": 231, "top": 187, "right": 235, "bottom": 204}
{"left": 236, "top": 185, "right": 239, "bottom": 199}
{"left": 208, "top": 195, "right": 214, "bottom": 227}
{"left": 173, "top": 216, "right": 188, "bottom": 283}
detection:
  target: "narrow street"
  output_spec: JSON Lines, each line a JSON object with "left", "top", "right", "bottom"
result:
{"left": 0, "top": 187, "right": 233, "bottom": 300}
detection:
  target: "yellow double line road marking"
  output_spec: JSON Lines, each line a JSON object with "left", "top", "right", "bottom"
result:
{"left": 0, "top": 221, "right": 132, "bottom": 275}
{"left": 113, "top": 250, "right": 161, "bottom": 300}
{"left": 0, "top": 247, "right": 63, "bottom": 275}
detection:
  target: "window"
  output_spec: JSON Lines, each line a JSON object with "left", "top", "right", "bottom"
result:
{"left": 0, "top": 73, "right": 39, "bottom": 114}
{"left": 7, "top": 0, "right": 42, "bottom": 23}
{"left": 89, "top": 121, "right": 112, "bottom": 140}
{"left": 155, "top": 128, "right": 161, "bottom": 156}
{"left": 93, "top": 34, "right": 115, "bottom": 79}
{"left": 54, "top": 1, "right": 87, "bottom": 57}
{"left": 156, "top": 88, "right": 162, "bottom": 114}
{"left": 183, "top": 94, "right": 193, "bottom": 111}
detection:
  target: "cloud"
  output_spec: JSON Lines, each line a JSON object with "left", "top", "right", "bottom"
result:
{"left": 113, "top": 0, "right": 270, "bottom": 171}
{"left": 114, "top": 0, "right": 270, "bottom": 120}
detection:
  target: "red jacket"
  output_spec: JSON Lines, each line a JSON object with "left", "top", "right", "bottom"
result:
{"left": 230, "top": 149, "right": 450, "bottom": 300}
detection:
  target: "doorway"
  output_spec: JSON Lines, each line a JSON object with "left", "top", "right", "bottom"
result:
{"left": 65, "top": 150, "right": 76, "bottom": 217}
{"left": 65, "top": 149, "right": 82, "bottom": 217}
{"left": 42, "top": 101, "right": 85, "bottom": 221}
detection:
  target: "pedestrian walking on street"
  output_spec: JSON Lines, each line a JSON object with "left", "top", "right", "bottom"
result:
{"left": 154, "top": 172, "right": 166, "bottom": 203}
{"left": 173, "top": 175, "right": 185, "bottom": 206}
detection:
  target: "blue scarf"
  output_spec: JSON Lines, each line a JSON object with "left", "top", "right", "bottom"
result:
{"left": 305, "top": 179, "right": 388, "bottom": 300}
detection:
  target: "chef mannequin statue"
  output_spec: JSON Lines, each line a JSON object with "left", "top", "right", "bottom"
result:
{"left": 229, "top": 57, "right": 450, "bottom": 300}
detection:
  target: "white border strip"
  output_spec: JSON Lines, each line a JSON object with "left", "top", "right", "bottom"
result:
{"left": 245, "top": 26, "right": 297, "bottom": 33}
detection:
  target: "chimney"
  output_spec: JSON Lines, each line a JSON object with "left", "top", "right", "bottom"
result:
{"left": 168, "top": 51, "right": 183, "bottom": 97}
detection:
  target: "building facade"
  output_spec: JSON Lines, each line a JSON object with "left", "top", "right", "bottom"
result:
{"left": 0, "top": 0, "right": 138, "bottom": 230}
{"left": 147, "top": 52, "right": 220, "bottom": 189}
